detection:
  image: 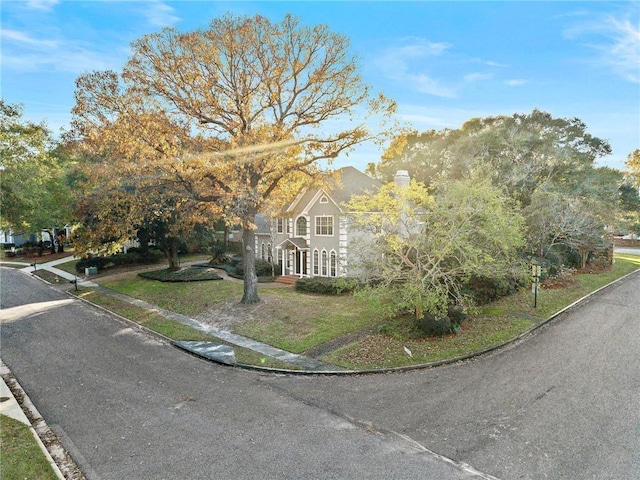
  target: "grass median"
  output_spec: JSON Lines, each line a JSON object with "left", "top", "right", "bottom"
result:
{"left": 71, "top": 289, "right": 300, "bottom": 370}
{"left": 0, "top": 415, "right": 58, "bottom": 480}
{"left": 84, "top": 254, "right": 639, "bottom": 370}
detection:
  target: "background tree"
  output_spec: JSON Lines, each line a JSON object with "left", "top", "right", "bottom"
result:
{"left": 72, "top": 155, "right": 216, "bottom": 269}
{"left": 626, "top": 149, "right": 640, "bottom": 185}
{"left": 621, "top": 149, "right": 640, "bottom": 238}
{"left": 69, "top": 13, "right": 394, "bottom": 304}
{"left": 0, "top": 100, "right": 73, "bottom": 251}
{"left": 346, "top": 178, "right": 524, "bottom": 320}
{"left": 373, "top": 110, "right": 611, "bottom": 204}
{"left": 372, "top": 110, "right": 618, "bottom": 268}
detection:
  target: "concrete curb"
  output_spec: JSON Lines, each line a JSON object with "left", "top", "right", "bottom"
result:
{"left": 66, "top": 266, "right": 640, "bottom": 376}
{"left": 1, "top": 360, "right": 85, "bottom": 480}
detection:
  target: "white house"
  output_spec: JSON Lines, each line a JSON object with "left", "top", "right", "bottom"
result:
{"left": 254, "top": 167, "right": 406, "bottom": 278}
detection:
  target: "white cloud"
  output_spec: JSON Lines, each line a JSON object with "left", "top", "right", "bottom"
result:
{"left": 24, "top": 0, "right": 59, "bottom": 12}
{"left": 1, "top": 29, "right": 58, "bottom": 48}
{"left": 505, "top": 79, "right": 528, "bottom": 86}
{"left": 565, "top": 12, "right": 640, "bottom": 83}
{"left": 1, "top": 28, "right": 125, "bottom": 74}
{"left": 464, "top": 72, "right": 493, "bottom": 83}
{"left": 373, "top": 37, "right": 456, "bottom": 98}
{"left": 140, "top": 0, "right": 180, "bottom": 27}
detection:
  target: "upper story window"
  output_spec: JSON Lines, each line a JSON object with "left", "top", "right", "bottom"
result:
{"left": 296, "top": 217, "right": 307, "bottom": 236}
{"left": 315, "top": 216, "right": 333, "bottom": 236}
{"left": 277, "top": 218, "right": 284, "bottom": 233}
{"left": 320, "top": 195, "right": 329, "bottom": 204}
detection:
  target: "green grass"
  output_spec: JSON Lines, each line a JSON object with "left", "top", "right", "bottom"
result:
{"left": 490, "top": 255, "right": 640, "bottom": 319}
{"left": 139, "top": 266, "right": 223, "bottom": 282}
{"left": 33, "top": 270, "right": 67, "bottom": 284}
{"left": 102, "top": 276, "right": 241, "bottom": 317}
{"left": 53, "top": 260, "right": 79, "bottom": 275}
{"left": 0, "top": 415, "right": 58, "bottom": 480}
{"left": 72, "top": 289, "right": 300, "bottom": 370}
{"left": 89, "top": 254, "right": 639, "bottom": 370}
{"left": 232, "top": 289, "right": 387, "bottom": 353}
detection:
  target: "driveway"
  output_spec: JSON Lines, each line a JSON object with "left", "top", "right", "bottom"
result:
{"left": 1, "top": 267, "right": 639, "bottom": 479}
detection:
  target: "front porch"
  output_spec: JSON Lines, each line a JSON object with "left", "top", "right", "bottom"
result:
{"left": 276, "top": 237, "right": 310, "bottom": 278}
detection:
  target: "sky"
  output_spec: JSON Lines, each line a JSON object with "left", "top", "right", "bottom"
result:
{"left": 1, "top": 0, "right": 639, "bottom": 172}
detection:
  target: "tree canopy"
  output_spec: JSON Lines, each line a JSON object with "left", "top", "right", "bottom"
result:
{"left": 0, "top": 100, "right": 72, "bottom": 244}
{"left": 69, "top": 13, "right": 394, "bottom": 303}
{"left": 346, "top": 178, "right": 524, "bottom": 319}
{"left": 371, "top": 109, "right": 621, "bottom": 268}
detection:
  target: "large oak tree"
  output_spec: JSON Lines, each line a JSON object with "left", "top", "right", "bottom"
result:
{"left": 69, "top": 13, "right": 394, "bottom": 304}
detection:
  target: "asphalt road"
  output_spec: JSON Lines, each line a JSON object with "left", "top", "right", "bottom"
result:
{"left": 1, "top": 267, "right": 639, "bottom": 479}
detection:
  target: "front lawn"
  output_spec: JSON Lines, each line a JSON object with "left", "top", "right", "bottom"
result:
{"left": 93, "top": 255, "right": 639, "bottom": 370}
{"left": 72, "top": 289, "right": 300, "bottom": 370}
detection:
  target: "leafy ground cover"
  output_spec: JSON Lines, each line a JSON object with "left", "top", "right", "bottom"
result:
{"left": 0, "top": 415, "right": 58, "bottom": 480}
{"left": 91, "top": 255, "right": 638, "bottom": 370}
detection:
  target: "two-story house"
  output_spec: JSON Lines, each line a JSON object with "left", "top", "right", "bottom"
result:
{"left": 255, "top": 167, "right": 408, "bottom": 279}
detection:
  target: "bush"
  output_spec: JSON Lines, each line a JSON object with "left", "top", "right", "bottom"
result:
{"left": 417, "top": 306, "right": 466, "bottom": 336}
{"left": 294, "top": 277, "right": 360, "bottom": 295}
{"left": 75, "top": 255, "right": 110, "bottom": 272}
{"left": 463, "top": 275, "right": 523, "bottom": 305}
{"left": 75, "top": 250, "right": 164, "bottom": 273}
{"left": 226, "top": 258, "right": 279, "bottom": 278}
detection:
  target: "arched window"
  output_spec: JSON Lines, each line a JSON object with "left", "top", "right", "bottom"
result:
{"left": 296, "top": 217, "right": 307, "bottom": 236}
{"left": 313, "top": 249, "right": 319, "bottom": 275}
{"left": 321, "top": 250, "right": 328, "bottom": 276}
{"left": 330, "top": 251, "right": 337, "bottom": 277}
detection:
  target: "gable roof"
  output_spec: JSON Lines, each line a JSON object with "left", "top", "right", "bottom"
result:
{"left": 286, "top": 166, "right": 381, "bottom": 214}
{"left": 327, "top": 166, "right": 382, "bottom": 206}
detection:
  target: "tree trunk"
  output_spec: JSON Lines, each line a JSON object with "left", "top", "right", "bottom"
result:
{"left": 241, "top": 226, "right": 260, "bottom": 305}
{"left": 579, "top": 248, "right": 589, "bottom": 269}
{"left": 138, "top": 228, "right": 150, "bottom": 255}
{"left": 162, "top": 238, "right": 180, "bottom": 270}
{"left": 44, "top": 229, "right": 56, "bottom": 254}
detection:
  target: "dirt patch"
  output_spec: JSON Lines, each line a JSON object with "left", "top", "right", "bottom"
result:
{"left": 193, "top": 291, "right": 285, "bottom": 330}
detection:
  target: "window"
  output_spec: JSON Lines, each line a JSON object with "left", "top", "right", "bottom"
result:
{"left": 296, "top": 217, "right": 307, "bottom": 236}
{"left": 277, "top": 218, "right": 284, "bottom": 233}
{"left": 320, "top": 195, "right": 329, "bottom": 204}
{"left": 321, "top": 250, "right": 328, "bottom": 276}
{"left": 261, "top": 243, "right": 265, "bottom": 260}
{"left": 315, "top": 216, "right": 333, "bottom": 236}
{"left": 313, "top": 249, "right": 319, "bottom": 275}
{"left": 267, "top": 244, "right": 272, "bottom": 262}
{"left": 330, "top": 251, "right": 337, "bottom": 277}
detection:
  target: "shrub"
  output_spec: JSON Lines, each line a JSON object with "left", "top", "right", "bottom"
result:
{"left": 75, "top": 255, "right": 110, "bottom": 272}
{"left": 75, "top": 250, "right": 163, "bottom": 272}
{"left": 463, "top": 275, "right": 524, "bottom": 305}
{"left": 227, "top": 258, "right": 278, "bottom": 278}
{"left": 294, "top": 277, "right": 360, "bottom": 295}
{"left": 417, "top": 306, "right": 466, "bottom": 336}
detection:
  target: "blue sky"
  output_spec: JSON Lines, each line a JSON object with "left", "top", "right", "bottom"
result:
{"left": 2, "top": 0, "right": 639, "bottom": 172}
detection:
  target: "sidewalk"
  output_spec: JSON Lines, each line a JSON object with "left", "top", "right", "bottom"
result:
{"left": 18, "top": 256, "right": 98, "bottom": 288}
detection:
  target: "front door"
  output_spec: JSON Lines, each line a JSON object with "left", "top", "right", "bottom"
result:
{"left": 295, "top": 250, "right": 308, "bottom": 276}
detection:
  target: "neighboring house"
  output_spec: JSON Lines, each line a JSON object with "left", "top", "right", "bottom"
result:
{"left": 255, "top": 167, "right": 407, "bottom": 278}
{"left": 0, "top": 228, "right": 33, "bottom": 247}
